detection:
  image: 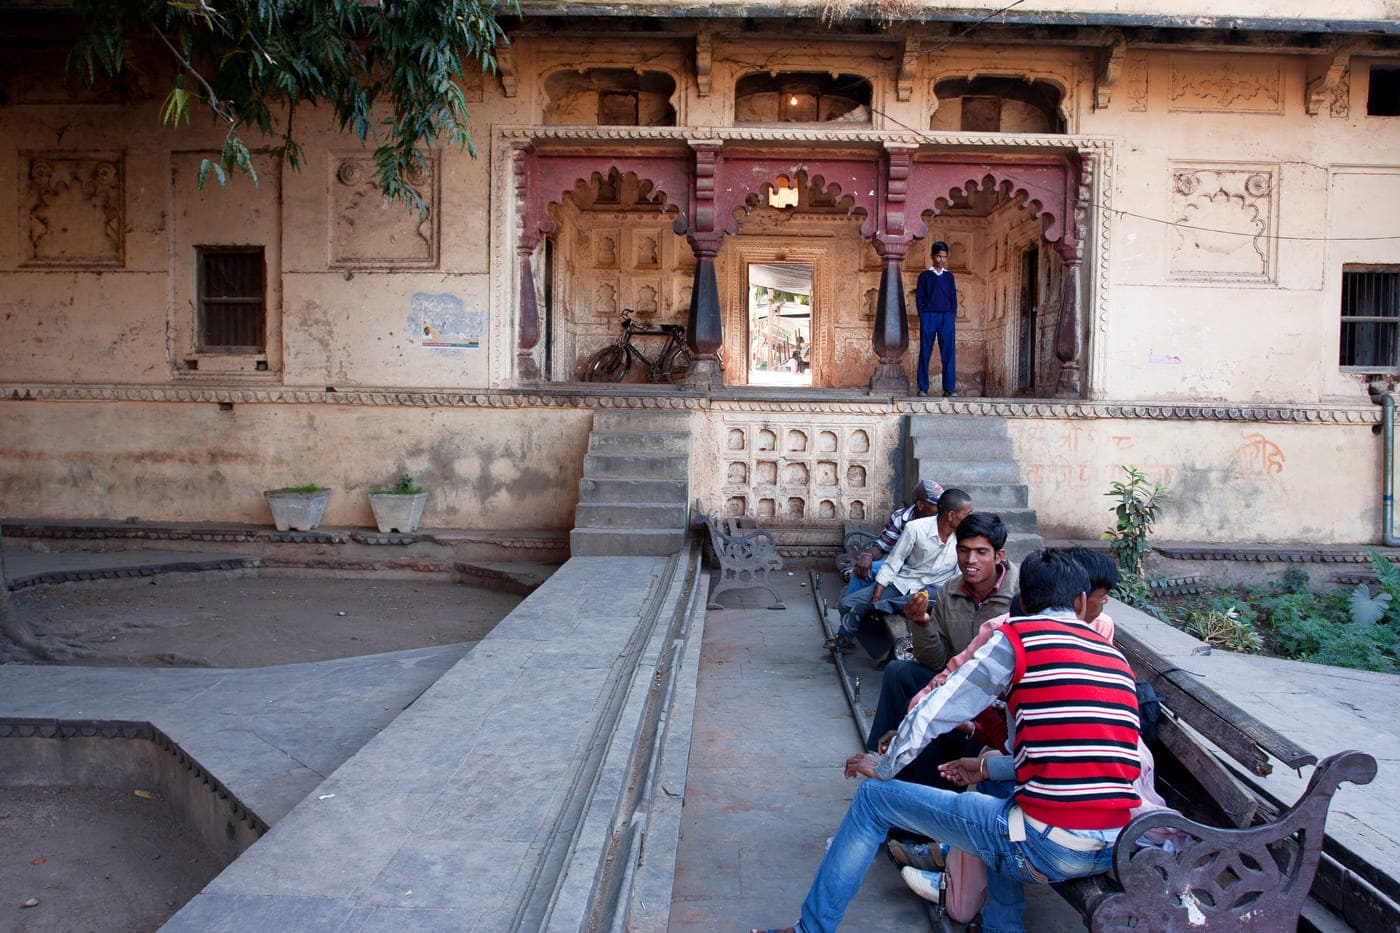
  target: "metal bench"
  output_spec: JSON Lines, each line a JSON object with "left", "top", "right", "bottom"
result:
{"left": 696, "top": 511, "right": 785, "bottom": 610}
{"left": 1059, "top": 749, "right": 1376, "bottom": 931}
{"left": 1047, "top": 625, "right": 1386, "bottom": 931}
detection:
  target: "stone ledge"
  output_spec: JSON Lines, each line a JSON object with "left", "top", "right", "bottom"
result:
{"left": 1, "top": 382, "right": 1382, "bottom": 423}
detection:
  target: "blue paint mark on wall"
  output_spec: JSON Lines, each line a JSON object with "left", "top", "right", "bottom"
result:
{"left": 410, "top": 292, "right": 484, "bottom": 351}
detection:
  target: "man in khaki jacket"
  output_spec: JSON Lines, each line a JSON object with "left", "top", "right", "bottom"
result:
{"left": 863, "top": 512, "right": 1017, "bottom": 787}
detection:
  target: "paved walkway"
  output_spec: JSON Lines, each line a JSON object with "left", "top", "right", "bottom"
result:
{"left": 3, "top": 542, "right": 1397, "bottom": 930}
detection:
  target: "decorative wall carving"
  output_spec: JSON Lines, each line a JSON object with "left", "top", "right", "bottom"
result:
{"left": 21, "top": 152, "right": 124, "bottom": 267}
{"left": 1168, "top": 164, "right": 1278, "bottom": 283}
{"left": 1169, "top": 54, "right": 1282, "bottom": 113}
{"left": 0, "top": 382, "right": 1382, "bottom": 425}
{"left": 1126, "top": 51, "right": 1149, "bottom": 112}
{"left": 330, "top": 155, "right": 438, "bottom": 267}
{"left": 715, "top": 416, "right": 882, "bottom": 524}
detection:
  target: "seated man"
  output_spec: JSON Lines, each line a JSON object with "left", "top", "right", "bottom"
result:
{"left": 830, "top": 488, "right": 972, "bottom": 662}
{"left": 751, "top": 549, "right": 1142, "bottom": 933}
{"left": 836, "top": 479, "right": 943, "bottom": 596}
{"left": 885, "top": 545, "right": 1122, "bottom": 872}
{"left": 864, "top": 512, "right": 1018, "bottom": 786}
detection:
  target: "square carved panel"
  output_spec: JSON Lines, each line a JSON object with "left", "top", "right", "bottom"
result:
{"left": 329, "top": 154, "right": 439, "bottom": 268}
{"left": 21, "top": 152, "right": 125, "bottom": 267}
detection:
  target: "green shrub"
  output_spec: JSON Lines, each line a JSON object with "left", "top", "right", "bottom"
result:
{"left": 1102, "top": 466, "right": 1169, "bottom": 577}
{"left": 1186, "top": 606, "right": 1263, "bottom": 654}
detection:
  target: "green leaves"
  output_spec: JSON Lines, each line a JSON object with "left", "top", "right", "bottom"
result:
{"left": 71, "top": 0, "right": 519, "bottom": 205}
{"left": 1102, "top": 465, "right": 1170, "bottom": 578}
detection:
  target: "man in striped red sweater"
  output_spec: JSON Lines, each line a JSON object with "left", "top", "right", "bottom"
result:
{"left": 752, "top": 549, "right": 1141, "bottom": 933}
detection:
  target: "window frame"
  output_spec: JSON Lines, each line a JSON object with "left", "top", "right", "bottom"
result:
{"left": 1339, "top": 265, "right": 1400, "bottom": 372}
{"left": 194, "top": 245, "right": 267, "bottom": 355}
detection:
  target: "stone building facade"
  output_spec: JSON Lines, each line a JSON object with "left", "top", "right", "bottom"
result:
{"left": 1, "top": 2, "right": 1398, "bottom": 545}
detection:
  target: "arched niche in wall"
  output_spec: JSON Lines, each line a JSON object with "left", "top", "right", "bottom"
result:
{"left": 543, "top": 69, "right": 678, "bottom": 126}
{"left": 930, "top": 76, "right": 1067, "bottom": 133}
{"left": 734, "top": 72, "right": 872, "bottom": 124}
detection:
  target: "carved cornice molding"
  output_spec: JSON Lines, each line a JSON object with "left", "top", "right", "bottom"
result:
{"left": 1154, "top": 544, "right": 1395, "bottom": 563}
{"left": 496, "top": 124, "right": 1116, "bottom": 153}
{"left": 1, "top": 383, "right": 1382, "bottom": 423}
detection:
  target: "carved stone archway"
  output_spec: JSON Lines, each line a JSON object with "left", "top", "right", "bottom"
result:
{"left": 505, "top": 130, "right": 1099, "bottom": 397}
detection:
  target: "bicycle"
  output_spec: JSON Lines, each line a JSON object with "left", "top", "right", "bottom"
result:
{"left": 582, "top": 310, "right": 692, "bottom": 385}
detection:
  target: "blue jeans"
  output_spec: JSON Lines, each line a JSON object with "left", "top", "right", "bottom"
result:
{"left": 918, "top": 310, "right": 956, "bottom": 394}
{"left": 795, "top": 779, "right": 1118, "bottom": 933}
{"left": 843, "top": 559, "right": 883, "bottom": 598}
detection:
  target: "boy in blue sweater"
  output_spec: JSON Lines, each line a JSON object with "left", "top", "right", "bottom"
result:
{"left": 915, "top": 241, "right": 958, "bottom": 397}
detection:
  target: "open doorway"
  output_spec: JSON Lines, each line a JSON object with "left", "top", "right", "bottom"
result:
{"left": 747, "top": 262, "right": 813, "bottom": 386}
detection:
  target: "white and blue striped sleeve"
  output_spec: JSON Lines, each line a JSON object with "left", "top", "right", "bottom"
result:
{"left": 875, "top": 632, "right": 1016, "bottom": 780}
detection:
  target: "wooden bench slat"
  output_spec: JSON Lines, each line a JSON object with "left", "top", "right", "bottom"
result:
{"left": 1156, "top": 714, "right": 1258, "bottom": 828}
{"left": 1115, "top": 627, "right": 1317, "bottom": 773}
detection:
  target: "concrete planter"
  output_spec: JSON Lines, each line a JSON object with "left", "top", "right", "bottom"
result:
{"left": 367, "top": 491, "right": 428, "bottom": 533}
{"left": 263, "top": 488, "right": 331, "bottom": 532}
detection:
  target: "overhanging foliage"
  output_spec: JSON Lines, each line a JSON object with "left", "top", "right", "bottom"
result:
{"left": 70, "top": 0, "right": 518, "bottom": 211}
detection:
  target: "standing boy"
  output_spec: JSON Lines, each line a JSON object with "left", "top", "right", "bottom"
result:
{"left": 915, "top": 240, "right": 958, "bottom": 397}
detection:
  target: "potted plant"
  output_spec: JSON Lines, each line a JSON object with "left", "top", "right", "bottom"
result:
{"left": 264, "top": 483, "right": 331, "bottom": 532}
{"left": 367, "top": 473, "right": 428, "bottom": 533}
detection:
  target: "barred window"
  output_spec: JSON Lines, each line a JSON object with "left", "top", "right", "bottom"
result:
{"left": 197, "top": 247, "right": 265, "bottom": 351}
{"left": 1340, "top": 268, "right": 1400, "bottom": 369}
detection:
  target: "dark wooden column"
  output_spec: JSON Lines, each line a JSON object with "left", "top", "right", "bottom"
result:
{"left": 870, "top": 238, "right": 912, "bottom": 392}
{"left": 514, "top": 143, "right": 542, "bottom": 382}
{"left": 683, "top": 141, "right": 725, "bottom": 388}
{"left": 1054, "top": 150, "right": 1094, "bottom": 397}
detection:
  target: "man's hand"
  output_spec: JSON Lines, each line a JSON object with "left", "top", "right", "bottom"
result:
{"left": 902, "top": 589, "right": 931, "bottom": 625}
{"left": 844, "top": 753, "right": 882, "bottom": 780}
{"left": 938, "top": 756, "right": 986, "bottom": 787}
{"left": 875, "top": 730, "right": 897, "bottom": 754}
{"left": 855, "top": 550, "right": 875, "bottom": 578}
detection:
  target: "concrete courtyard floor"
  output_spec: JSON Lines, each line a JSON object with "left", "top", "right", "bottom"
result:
{"left": 2, "top": 543, "right": 1397, "bottom": 930}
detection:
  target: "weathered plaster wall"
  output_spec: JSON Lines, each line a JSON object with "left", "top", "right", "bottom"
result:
{"left": 1009, "top": 417, "right": 1382, "bottom": 543}
{"left": 0, "top": 401, "right": 591, "bottom": 530}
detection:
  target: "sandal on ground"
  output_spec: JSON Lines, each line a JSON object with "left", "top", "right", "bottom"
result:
{"left": 887, "top": 837, "right": 948, "bottom": 872}
{"left": 823, "top": 633, "right": 856, "bottom": 652}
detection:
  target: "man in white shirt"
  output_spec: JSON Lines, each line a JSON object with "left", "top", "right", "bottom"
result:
{"left": 831, "top": 488, "right": 972, "bottom": 662}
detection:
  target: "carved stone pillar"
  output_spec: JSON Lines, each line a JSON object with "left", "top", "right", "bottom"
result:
{"left": 514, "top": 143, "right": 542, "bottom": 382}
{"left": 1053, "top": 252, "right": 1082, "bottom": 397}
{"left": 517, "top": 235, "right": 541, "bottom": 382}
{"left": 685, "top": 234, "right": 725, "bottom": 389}
{"left": 684, "top": 141, "right": 725, "bottom": 389}
{"left": 1054, "top": 150, "right": 1095, "bottom": 398}
{"left": 870, "top": 237, "right": 912, "bottom": 393}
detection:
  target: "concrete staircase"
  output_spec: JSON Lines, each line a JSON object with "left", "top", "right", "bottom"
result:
{"left": 570, "top": 409, "right": 693, "bottom": 557}
{"left": 905, "top": 414, "right": 1044, "bottom": 562}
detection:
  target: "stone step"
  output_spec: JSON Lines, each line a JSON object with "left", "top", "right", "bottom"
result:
{"left": 913, "top": 459, "right": 1022, "bottom": 485}
{"left": 908, "top": 414, "right": 1010, "bottom": 437}
{"left": 575, "top": 501, "right": 690, "bottom": 529}
{"left": 583, "top": 452, "right": 689, "bottom": 479}
{"left": 943, "top": 482, "right": 1029, "bottom": 508}
{"left": 1004, "top": 531, "right": 1046, "bottom": 564}
{"left": 588, "top": 431, "right": 691, "bottom": 454}
{"left": 995, "top": 507, "right": 1038, "bottom": 533}
{"left": 910, "top": 434, "right": 1016, "bottom": 462}
{"left": 578, "top": 476, "right": 689, "bottom": 504}
{"left": 592, "top": 410, "right": 694, "bottom": 434}
{"left": 568, "top": 527, "right": 689, "bottom": 557}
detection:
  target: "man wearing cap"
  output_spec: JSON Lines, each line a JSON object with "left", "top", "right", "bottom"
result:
{"left": 838, "top": 479, "right": 944, "bottom": 599}
{"left": 830, "top": 488, "right": 973, "bottom": 662}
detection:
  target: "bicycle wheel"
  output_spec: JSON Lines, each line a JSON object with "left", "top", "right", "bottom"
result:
{"left": 663, "top": 345, "right": 691, "bottom": 386}
{"left": 584, "top": 344, "right": 630, "bottom": 382}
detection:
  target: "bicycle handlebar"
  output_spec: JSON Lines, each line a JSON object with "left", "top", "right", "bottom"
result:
{"left": 620, "top": 310, "right": 685, "bottom": 338}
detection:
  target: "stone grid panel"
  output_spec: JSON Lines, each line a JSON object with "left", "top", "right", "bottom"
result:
{"left": 692, "top": 411, "right": 901, "bottom": 526}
